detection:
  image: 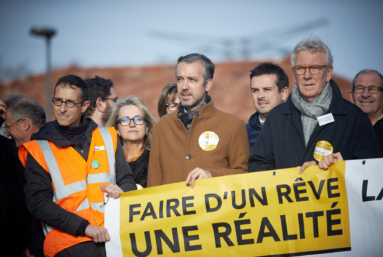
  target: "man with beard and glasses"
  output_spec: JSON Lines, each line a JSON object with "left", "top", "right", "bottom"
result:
{"left": 84, "top": 76, "right": 118, "bottom": 127}
{"left": 147, "top": 53, "right": 249, "bottom": 188}
{"left": 246, "top": 62, "right": 289, "bottom": 150}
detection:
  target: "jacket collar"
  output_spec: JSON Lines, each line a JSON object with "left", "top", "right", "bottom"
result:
{"left": 282, "top": 79, "right": 348, "bottom": 116}
{"left": 31, "top": 117, "right": 98, "bottom": 147}
{"left": 172, "top": 97, "right": 217, "bottom": 122}
{"left": 248, "top": 112, "right": 263, "bottom": 130}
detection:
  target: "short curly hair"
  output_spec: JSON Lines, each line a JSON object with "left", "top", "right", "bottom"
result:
{"left": 83, "top": 76, "right": 114, "bottom": 117}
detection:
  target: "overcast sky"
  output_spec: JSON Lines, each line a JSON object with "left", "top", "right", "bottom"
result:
{"left": 1, "top": 0, "right": 382, "bottom": 80}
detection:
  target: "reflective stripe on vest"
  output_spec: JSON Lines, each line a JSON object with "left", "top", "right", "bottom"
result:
{"left": 34, "top": 128, "right": 115, "bottom": 235}
{"left": 35, "top": 129, "right": 116, "bottom": 200}
{"left": 41, "top": 198, "right": 104, "bottom": 237}
{"left": 35, "top": 140, "right": 116, "bottom": 202}
{"left": 43, "top": 224, "right": 53, "bottom": 235}
{"left": 98, "top": 127, "right": 116, "bottom": 184}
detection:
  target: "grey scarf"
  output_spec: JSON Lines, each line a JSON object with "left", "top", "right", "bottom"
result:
{"left": 291, "top": 82, "right": 333, "bottom": 145}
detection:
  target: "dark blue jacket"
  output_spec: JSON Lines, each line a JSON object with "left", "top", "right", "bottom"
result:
{"left": 246, "top": 112, "right": 262, "bottom": 150}
{"left": 248, "top": 79, "right": 382, "bottom": 172}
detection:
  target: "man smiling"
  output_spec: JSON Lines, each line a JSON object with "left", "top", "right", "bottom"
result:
{"left": 3, "top": 95, "right": 45, "bottom": 148}
{"left": 248, "top": 37, "right": 381, "bottom": 173}
{"left": 148, "top": 53, "right": 249, "bottom": 188}
{"left": 350, "top": 69, "right": 383, "bottom": 152}
{"left": 1, "top": 95, "right": 46, "bottom": 256}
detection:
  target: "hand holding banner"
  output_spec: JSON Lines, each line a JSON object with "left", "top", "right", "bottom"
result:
{"left": 106, "top": 158, "right": 383, "bottom": 257}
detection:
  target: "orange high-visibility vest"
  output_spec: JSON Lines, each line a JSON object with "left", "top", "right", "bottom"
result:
{"left": 19, "top": 127, "right": 117, "bottom": 257}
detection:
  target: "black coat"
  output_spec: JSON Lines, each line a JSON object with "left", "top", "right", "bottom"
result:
{"left": 0, "top": 136, "right": 30, "bottom": 255}
{"left": 248, "top": 80, "right": 382, "bottom": 172}
{"left": 0, "top": 116, "right": 44, "bottom": 256}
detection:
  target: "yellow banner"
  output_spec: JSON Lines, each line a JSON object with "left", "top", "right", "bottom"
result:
{"left": 115, "top": 162, "right": 350, "bottom": 256}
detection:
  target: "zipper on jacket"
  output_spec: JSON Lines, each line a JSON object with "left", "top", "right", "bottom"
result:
{"left": 81, "top": 135, "right": 85, "bottom": 153}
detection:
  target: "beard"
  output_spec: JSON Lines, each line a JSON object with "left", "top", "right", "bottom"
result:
{"left": 102, "top": 102, "right": 112, "bottom": 126}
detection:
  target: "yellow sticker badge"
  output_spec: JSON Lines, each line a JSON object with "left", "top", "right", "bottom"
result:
{"left": 199, "top": 131, "right": 219, "bottom": 151}
{"left": 313, "top": 140, "right": 333, "bottom": 161}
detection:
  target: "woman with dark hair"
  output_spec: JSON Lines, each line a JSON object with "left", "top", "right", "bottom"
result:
{"left": 106, "top": 97, "right": 156, "bottom": 188}
{"left": 157, "top": 81, "right": 180, "bottom": 118}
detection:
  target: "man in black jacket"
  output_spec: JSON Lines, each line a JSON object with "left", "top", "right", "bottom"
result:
{"left": 0, "top": 124, "right": 31, "bottom": 256}
{"left": 22, "top": 75, "right": 136, "bottom": 257}
{"left": 1, "top": 95, "right": 46, "bottom": 257}
{"left": 248, "top": 37, "right": 382, "bottom": 173}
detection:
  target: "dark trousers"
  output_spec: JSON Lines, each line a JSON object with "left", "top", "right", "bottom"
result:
{"left": 55, "top": 242, "right": 106, "bottom": 257}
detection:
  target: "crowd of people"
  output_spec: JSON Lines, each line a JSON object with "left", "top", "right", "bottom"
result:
{"left": 0, "top": 37, "right": 382, "bottom": 257}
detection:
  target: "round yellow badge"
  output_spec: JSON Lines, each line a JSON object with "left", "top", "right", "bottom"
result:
{"left": 313, "top": 141, "right": 333, "bottom": 162}
{"left": 199, "top": 131, "right": 219, "bottom": 151}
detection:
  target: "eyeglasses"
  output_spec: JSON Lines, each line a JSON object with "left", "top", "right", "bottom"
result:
{"left": 4, "top": 118, "right": 22, "bottom": 131}
{"left": 166, "top": 102, "right": 179, "bottom": 110}
{"left": 353, "top": 85, "right": 383, "bottom": 94}
{"left": 105, "top": 96, "right": 118, "bottom": 103}
{"left": 294, "top": 65, "right": 327, "bottom": 75}
{"left": 52, "top": 97, "right": 83, "bottom": 108}
{"left": 118, "top": 117, "right": 145, "bottom": 126}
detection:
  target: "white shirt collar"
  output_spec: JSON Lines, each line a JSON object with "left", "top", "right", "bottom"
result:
{"left": 259, "top": 115, "right": 265, "bottom": 125}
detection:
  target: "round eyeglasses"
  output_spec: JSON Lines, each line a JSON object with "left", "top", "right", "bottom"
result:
{"left": 118, "top": 117, "right": 145, "bottom": 126}
{"left": 294, "top": 65, "right": 327, "bottom": 75}
{"left": 52, "top": 98, "right": 83, "bottom": 108}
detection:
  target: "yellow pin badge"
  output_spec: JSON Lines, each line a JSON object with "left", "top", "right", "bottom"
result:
{"left": 313, "top": 141, "right": 333, "bottom": 161}
{"left": 199, "top": 131, "right": 219, "bottom": 151}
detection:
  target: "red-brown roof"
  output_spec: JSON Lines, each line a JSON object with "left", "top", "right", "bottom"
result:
{"left": 0, "top": 56, "right": 351, "bottom": 122}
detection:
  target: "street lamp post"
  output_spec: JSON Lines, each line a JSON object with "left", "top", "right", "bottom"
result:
{"left": 30, "top": 26, "right": 56, "bottom": 121}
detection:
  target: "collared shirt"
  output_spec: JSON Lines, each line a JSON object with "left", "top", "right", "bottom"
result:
{"left": 259, "top": 115, "right": 265, "bottom": 126}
